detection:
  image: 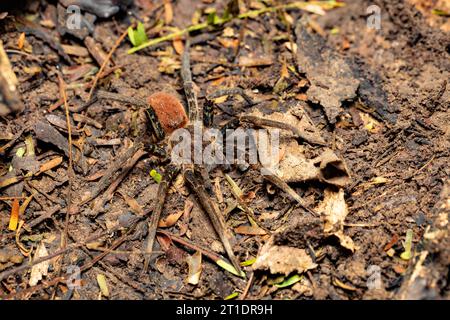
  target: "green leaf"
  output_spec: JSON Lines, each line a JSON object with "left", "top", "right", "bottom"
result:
{"left": 400, "top": 229, "right": 413, "bottom": 261}
{"left": 207, "top": 10, "right": 217, "bottom": 25}
{"left": 432, "top": 9, "right": 450, "bottom": 16}
{"left": 150, "top": 169, "right": 162, "bottom": 183}
{"left": 275, "top": 274, "right": 303, "bottom": 288}
{"left": 128, "top": 22, "right": 148, "bottom": 47}
{"left": 216, "top": 259, "right": 246, "bottom": 278}
{"left": 240, "top": 257, "right": 256, "bottom": 267}
{"left": 136, "top": 22, "right": 148, "bottom": 45}
{"left": 127, "top": 25, "right": 137, "bottom": 46}
{"left": 224, "top": 292, "right": 239, "bottom": 300}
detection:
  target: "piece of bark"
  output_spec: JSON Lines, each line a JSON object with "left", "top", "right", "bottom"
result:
{"left": 84, "top": 36, "right": 110, "bottom": 67}
{"left": 34, "top": 120, "right": 87, "bottom": 173}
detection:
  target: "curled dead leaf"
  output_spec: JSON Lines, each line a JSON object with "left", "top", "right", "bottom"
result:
{"left": 29, "top": 242, "right": 49, "bottom": 286}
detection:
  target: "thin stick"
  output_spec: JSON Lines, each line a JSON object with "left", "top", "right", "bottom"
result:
{"left": 240, "top": 272, "right": 254, "bottom": 300}
{"left": 87, "top": 26, "right": 130, "bottom": 101}
{"left": 58, "top": 73, "right": 73, "bottom": 249}
{"left": 91, "top": 148, "right": 147, "bottom": 214}
{"left": 263, "top": 171, "right": 317, "bottom": 216}
{"left": 157, "top": 230, "right": 226, "bottom": 263}
{"left": 80, "top": 144, "right": 138, "bottom": 205}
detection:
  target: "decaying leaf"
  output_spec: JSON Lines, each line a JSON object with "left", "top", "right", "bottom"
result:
{"left": 295, "top": 21, "right": 359, "bottom": 123}
{"left": 120, "top": 192, "right": 144, "bottom": 215}
{"left": 186, "top": 251, "right": 202, "bottom": 285}
{"left": 235, "top": 225, "right": 267, "bottom": 236}
{"left": 317, "top": 188, "right": 355, "bottom": 252}
{"left": 29, "top": 242, "right": 49, "bottom": 286}
{"left": 253, "top": 241, "right": 317, "bottom": 275}
{"left": 248, "top": 102, "right": 351, "bottom": 187}
{"left": 158, "top": 211, "right": 183, "bottom": 228}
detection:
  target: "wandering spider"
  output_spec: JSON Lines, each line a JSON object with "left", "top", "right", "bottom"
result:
{"left": 92, "top": 40, "right": 320, "bottom": 276}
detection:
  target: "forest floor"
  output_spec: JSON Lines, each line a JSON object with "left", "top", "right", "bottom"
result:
{"left": 0, "top": 0, "right": 448, "bottom": 300}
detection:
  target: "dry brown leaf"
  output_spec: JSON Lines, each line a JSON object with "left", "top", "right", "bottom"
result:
{"left": 253, "top": 244, "right": 317, "bottom": 275}
{"left": 29, "top": 242, "right": 49, "bottom": 286}
{"left": 163, "top": 0, "right": 173, "bottom": 24}
{"left": 235, "top": 225, "right": 267, "bottom": 236}
{"left": 158, "top": 211, "right": 183, "bottom": 228}
{"left": 120, "top": 192, "right": 144, "bottom": 215}
{"left": 317, "top": 188, "right": 355, "bottom": 252}
{"left": 186, "top": 251, "right": 202, "bottom": 285}
{"left": 156, "top": 234, "right": 172, "bottom": 251}
{"left": 172, "top": 37, "right": 184, "bottom": 55}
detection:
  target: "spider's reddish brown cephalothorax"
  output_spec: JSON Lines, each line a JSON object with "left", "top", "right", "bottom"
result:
{"left": 147, "top": 92, "right": 189, "bottom": 134}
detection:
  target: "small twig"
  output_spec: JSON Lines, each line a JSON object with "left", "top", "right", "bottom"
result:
{"left": 87, "top": 26, "right": 130, "bottom": 101}
{"left": 91, "top": 148, "right": 147, "bottom": 215}
{"left": 157, "top": 230, "right": 226, "bottom": 263}
{"left": 263, "top": 171, "right": 317, "bottom": 216}
{"left": 80, "top": 144, "right": 139, "bottom": 205}
{"left": 240, "top": 272, "right": 254, "bottom": 300}
{"left": 57, "top": 73, "right": 73, "bottom": 250}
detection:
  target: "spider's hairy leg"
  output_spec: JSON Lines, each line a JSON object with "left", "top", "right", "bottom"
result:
{"left": 203, "top": 98, "right": 214, "bottom": 128}
{"left": 184, "top": 166, "right": 243, "bottom": 275}
{"left": 142, "top": 164, "right": 180, "bottom": 273}
{"left": 180, "top": 40, "right": 243, "bottom": 275}
{"left": 181, "top": 40, "right": 201, "bottom": 123}
{"left": 95, "top": 89, "right": 165, "bottom": 141}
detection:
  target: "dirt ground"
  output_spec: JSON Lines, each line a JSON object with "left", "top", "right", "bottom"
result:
{"left": 0, "top": 0, "right": 448, "bottom": 300}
